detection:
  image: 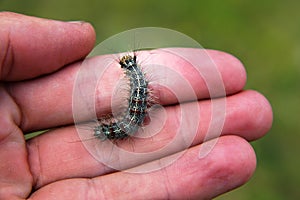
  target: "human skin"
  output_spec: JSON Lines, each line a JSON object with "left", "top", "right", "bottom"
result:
{"left": 0, "top": 12, "right": 273, "bottom": 199}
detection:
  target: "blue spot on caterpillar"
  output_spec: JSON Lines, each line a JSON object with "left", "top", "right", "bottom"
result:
{"left": 93, "top": 55, "right": 149, "bottom": 140}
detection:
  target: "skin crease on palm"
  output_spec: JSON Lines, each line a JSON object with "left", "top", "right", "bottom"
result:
{"left": 0, "top": 12, "right": 273, "bottom": 200}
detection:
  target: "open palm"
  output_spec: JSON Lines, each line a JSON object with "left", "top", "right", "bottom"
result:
{"left": 0, "top": 12, "right": 272, "bottom": 200}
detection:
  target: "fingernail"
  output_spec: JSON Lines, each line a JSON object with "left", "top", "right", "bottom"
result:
{"left": 68, "top": 21, "right": 85, "bottom": 24}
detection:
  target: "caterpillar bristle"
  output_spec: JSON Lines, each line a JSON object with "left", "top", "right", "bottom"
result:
{"left": 93, "top": 54, "right": 149, "bottom": 141}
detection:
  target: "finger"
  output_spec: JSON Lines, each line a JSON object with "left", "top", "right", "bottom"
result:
{"left": 28, "top": 136, "right": 256, "bottom": 199}
{"left": 0, "top": 87, "right": 32, "bottom": 199}
{"left": 26, "top": 90, "right": 272, "bottom": 189}
{"left": 147, "top": 48, "right": 247, "bottom": 102}
{"left": 8, "top": 48, "right": 246, "bottom": 132}
{"left": 0, "top": 12, "right": 95, "bottom": 81}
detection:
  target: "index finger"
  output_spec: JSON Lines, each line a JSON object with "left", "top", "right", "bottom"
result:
{"left": 8, "top": 48, "right": 246, "bottom": 132}
{"left": 0, "top": 12, "right": 95, "bottom": 81}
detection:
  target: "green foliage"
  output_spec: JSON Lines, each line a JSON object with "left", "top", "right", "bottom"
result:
{"left": 1, "top": 0, "right": 299, "bottom": 198}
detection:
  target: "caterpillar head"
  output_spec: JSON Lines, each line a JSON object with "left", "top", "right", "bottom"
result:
{"left": 119, "top": 55, "right": 137, "bottom": 70}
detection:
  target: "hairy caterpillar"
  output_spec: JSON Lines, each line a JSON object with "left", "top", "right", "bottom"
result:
{"left": 73, "top": 27, "right": 222, "bottom": 172}
{"left": 93, "top": 54, "right": 149, "bottom": 140}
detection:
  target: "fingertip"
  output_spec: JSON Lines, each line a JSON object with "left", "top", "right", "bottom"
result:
{"left": 223, "top": 90, "right": 273, "bottom": 141}
{"left": 207, "top": 50, "right": 247, "bottom": 94}
{"left": 219, "top": 136, "right": 257, "bottom": 196}
{"left": 0, "top": 12, "right": 96, "bottom": 81}
{"left": 67, "top": 20, "right": 96, "bottom": 54}
{"left": 243, "top": 90, "right": 273, "bottom": 137}
{"left": 194, "top": 136, "right": 257, "bottom": 199}
{"left": 218, "top": 135, "right": 257, "bottom": 180}
{"left": 157, "top": 135, "right": 257, "bottom": 199}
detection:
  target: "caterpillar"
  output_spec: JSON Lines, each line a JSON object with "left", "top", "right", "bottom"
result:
{"left": 93, "top": 54, "right": 149, "bottom": 140}
{"left": 72, "top": 27, "right": 221, "bottom": 172}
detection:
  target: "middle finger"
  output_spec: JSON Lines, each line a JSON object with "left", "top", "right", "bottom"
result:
{"left": 26, "top": 90, "right": 272, "bottom": 189}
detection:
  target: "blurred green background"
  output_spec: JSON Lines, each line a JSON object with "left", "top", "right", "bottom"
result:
{"left": 1, "top": 0, "right": 299, "bottom": 199}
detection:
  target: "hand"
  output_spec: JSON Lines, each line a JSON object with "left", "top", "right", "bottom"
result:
{"left": 0, "top": 12, "right": 272, "bottom": 199}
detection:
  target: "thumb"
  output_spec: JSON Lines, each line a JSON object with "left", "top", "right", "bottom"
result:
{"left": 0, "top": 12, "right": 95, "bottom": 81}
